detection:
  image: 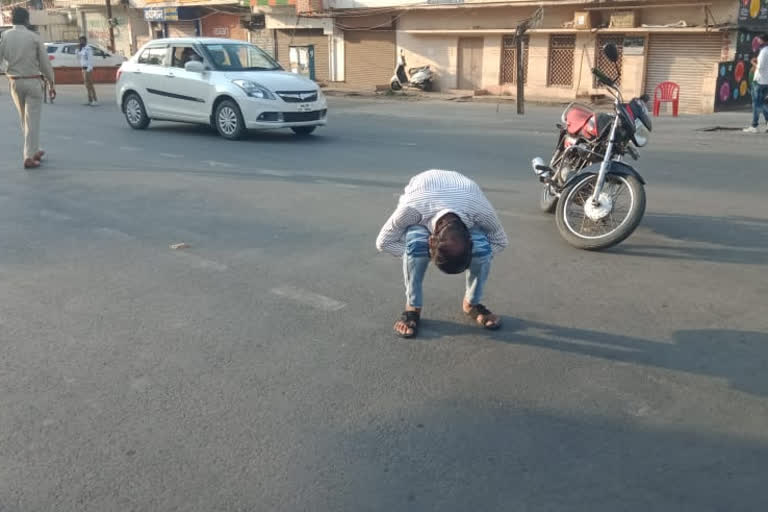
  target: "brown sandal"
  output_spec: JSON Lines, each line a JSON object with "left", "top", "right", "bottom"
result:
{"left": 465, "top": 304, "right": 501, "bottom": 330}
{"left": 395, "top": 310, "right": 420, "bottom": 338}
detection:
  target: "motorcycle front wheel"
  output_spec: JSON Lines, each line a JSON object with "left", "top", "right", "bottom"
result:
{"left": 555, "top": 173, "right": 646, "bottom": 250}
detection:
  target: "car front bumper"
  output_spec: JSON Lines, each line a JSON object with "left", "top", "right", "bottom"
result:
{"left": 240, "top": 97, "right": 328, "bottom": 130}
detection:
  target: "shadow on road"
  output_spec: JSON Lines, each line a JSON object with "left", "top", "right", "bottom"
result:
{"left": 416, "top": 319, "right": 768, "bottom": 397}
{"left": 615, "top": 213, "right": 768, "bottom": 265}
{"left": 144, "top": 123, "right": 338, "bottom": 144}
{"left": 319, "top": 403, "right": 767, "bottom": 511}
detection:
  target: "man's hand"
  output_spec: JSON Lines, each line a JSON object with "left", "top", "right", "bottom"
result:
{"left": 49, "top": 88, "right": 56, "bottom": 101}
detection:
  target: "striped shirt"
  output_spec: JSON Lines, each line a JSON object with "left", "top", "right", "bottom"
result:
{"left": 376, "top": 170, "right": 508, "bottom": 257}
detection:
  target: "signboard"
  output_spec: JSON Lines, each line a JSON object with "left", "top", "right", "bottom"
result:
{"left": 715, "top": 30, "right": 760, "bottom": 111}
{"left": 252, "top": 0, "right": 295, "bottom": 7}
{"left": 144, "top": 7, "right": 180, "bottom": 20}
{"left": 212, "top": 26, "right": 228, "bottom": 36}
{"left": 739, "top": 0, "right": 768, "bottom": 28}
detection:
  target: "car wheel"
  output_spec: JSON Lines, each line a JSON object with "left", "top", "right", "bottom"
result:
{"left": 123, "top": 93, "right": 150, "bottom": 130}
{"left": 291, "top": 126, "right": 316, "bottom": 136}
{"left": 215, "top": 100, "right": 246, "bottom": 140}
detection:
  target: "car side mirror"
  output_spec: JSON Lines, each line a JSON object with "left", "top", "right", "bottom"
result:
{"left": 603, "top": 43, "right": 619, "bottom": 63}
{"left": 185, "top": 60, "right": 205, "bottom": 73}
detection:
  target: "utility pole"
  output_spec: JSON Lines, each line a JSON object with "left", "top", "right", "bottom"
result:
{"left": 515, "top": 6, "right": 543, "bottom": 115}
{"left": 515, "top": 25, "right": 526, "bottom": 115}
{"left": 105, "top": 0, "right": 115, "bottom": 52}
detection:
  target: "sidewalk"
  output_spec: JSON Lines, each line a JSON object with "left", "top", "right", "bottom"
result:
{"left": 322, "top": 85, "right": 754, "bottom": 130}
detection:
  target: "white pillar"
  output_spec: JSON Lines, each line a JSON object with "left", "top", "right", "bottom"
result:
{"left": 330, "top": 26, "right": 344, "bottom": 82}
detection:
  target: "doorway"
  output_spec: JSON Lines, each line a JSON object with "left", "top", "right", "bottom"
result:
{"left": 458, "top": 37, "right": 484, "bottom": 90}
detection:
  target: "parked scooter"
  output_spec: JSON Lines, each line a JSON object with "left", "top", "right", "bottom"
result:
{"left": 390, "top": 51, "right": 435, "bottom": 92}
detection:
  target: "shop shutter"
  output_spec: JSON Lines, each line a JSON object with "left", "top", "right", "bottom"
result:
{"left": 167, "top": 21, "right": 198, "bottom": 38}
{"left": 645, "top": 33, "right": 723, "bottom": 114}
{"left": 344, "top": 30, "right": 396, "bottom": 88}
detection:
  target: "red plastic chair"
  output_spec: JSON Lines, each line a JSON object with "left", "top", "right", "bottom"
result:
{"left": 653, "top": 81, "right": 680, "bottom": 117}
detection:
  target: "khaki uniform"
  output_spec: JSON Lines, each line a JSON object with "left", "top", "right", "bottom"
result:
{"left": 0, "top": 25, "right": 55, "bottom": 161}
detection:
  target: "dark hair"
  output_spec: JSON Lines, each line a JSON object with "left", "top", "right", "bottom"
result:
{"left": 430, "top": 218, "right": 473, "bottom": 274}
{"left": 760, "top": 34, "right": 768, "bottom": 43}
{"left": 12, "top": 7, "right": 30, "bottom": 25}
{"left": 79, "top": 35, "right": 87, "bottom": 41}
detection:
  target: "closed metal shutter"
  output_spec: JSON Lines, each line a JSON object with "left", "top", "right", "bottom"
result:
{"left": 344, "top": 30, "right": 395, "bottom": 88}
{"left": 276, "top": 29, "right": 329, "bottom": 83}
{"left": 645, "top": 33, "right": 722, "bottom": 114}
{"left": 167, "top": 21, "right": 198, "bottom": 38}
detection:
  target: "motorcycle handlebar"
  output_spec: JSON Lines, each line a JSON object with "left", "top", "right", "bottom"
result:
{"left": 591, "top": 67, "right": 614, "bottom": 87}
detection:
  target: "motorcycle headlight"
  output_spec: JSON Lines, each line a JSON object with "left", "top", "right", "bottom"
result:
{"left": 633, "top": 118, "right": 650, "bottom": 147}
{"left": 630, "top": 98, "right": 652, "bottom": 131}
{"left": 232, "top": 79, "right": 275, "bottom": 100}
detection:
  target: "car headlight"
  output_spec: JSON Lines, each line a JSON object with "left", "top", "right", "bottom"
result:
{"left": 633, "top": 118, "right": 650, "bottom": 147}
{"left": 232, "top": 80, "right": 275, "bottom": 100}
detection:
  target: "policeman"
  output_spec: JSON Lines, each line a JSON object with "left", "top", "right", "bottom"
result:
{"left": 0, "top": 7, "right": 56, "bottom": 169}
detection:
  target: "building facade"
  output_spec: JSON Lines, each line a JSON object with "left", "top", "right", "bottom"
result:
{"left": 259, "top": 0, "right": 743, "bottom": 114}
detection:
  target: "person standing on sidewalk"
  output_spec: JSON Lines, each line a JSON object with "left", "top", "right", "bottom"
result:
{"left": 744, "top": 34, "right": 768, "bottom": 133}
{"left": 0, "top": 7, "right": 56, "bottom": 169}
{"left": 76, "top": 36, "right": 98, "bottom": 106}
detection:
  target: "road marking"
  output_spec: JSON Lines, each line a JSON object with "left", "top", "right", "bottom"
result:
{"left": 120, "top": 146, "right": 141, "bottom": 151}
{"left": 259, "top": 169, "right": 293, "bottom": 177}
{"left": 160, "top": 152, "right": 183, "bottom": 158}
{"left": 85, "top": 140, "right": 104, "bottom": 146}
{"left": 204, "top": 160, "right": 234, "bottom": 168}
{"left": 55, "top": 135, "right": 73, "bottom": 140}
{"left": 93, "top": 227, "right": 135, "bottom": 240}
{"left": 39, "top": 209, "right": 73, "bottom": 221}
{"left": 315, "top": 179, "right": 359, "bottom": 189}
{"left": 270, "top": 286, "right": 346, "bottom": 311}
{"left": 175, "top": 252, "right": 228, "bottom": 272}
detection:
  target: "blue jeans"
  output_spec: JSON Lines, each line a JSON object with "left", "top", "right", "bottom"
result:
{"left": 752, "top": 83, "right": 768, "bottom": 127}
{"left": 403, "top": 225, "right": 492, "bottom": 308}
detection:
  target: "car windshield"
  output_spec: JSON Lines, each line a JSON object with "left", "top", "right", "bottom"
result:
{"left": 202, "top": 43, "right": 281, "bottom": 71}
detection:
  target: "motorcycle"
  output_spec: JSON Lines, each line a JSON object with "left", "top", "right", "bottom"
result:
{"left": 532, "top": 43, "right": 652, "bottom": 250}
{"left": 390, "top": 52, "right": 435, "bottom": 92}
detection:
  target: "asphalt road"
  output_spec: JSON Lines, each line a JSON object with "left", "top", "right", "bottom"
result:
{"left": 1, "top": 83, "right": 767, "bottom": 512}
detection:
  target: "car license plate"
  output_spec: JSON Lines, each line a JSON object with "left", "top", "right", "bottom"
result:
{"left": 298, "top": 104, "right": 312, "bottom": 112}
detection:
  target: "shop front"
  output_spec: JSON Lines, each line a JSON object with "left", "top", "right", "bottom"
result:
{"left": 715, "top": 0, "right": 768, "bottom": 111}
{"left": 144, "top": 6, "right": 201, "bottom": 39}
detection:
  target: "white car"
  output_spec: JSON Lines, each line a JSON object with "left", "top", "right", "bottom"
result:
{"left": 45, "top": 42, "right": 126, "bottom": 68}
{"left": 115, "top": 38, "right": 327, "bottom": 139}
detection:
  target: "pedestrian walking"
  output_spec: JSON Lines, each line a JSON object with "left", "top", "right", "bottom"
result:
{"left": 24, "top": 24, "right": 52, "bottom": 104}
{"left": 76, "top": 36, "right": 98, "bottom": 106}
{"left": 0, "top": 8, "right": 56, "bottom": 169}
{"left": 744, "top": 33, "right": 768, "bottom": 133}
{"left": 376, "top": 170, "right": 509, "bottom": 338}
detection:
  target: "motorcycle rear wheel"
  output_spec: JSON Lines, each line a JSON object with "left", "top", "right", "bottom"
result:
{"left": 555, "top": 173, "right": 645, "bottom": 250}
{"left": 539, "top": 183, "right": 558, "bottom": 213}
